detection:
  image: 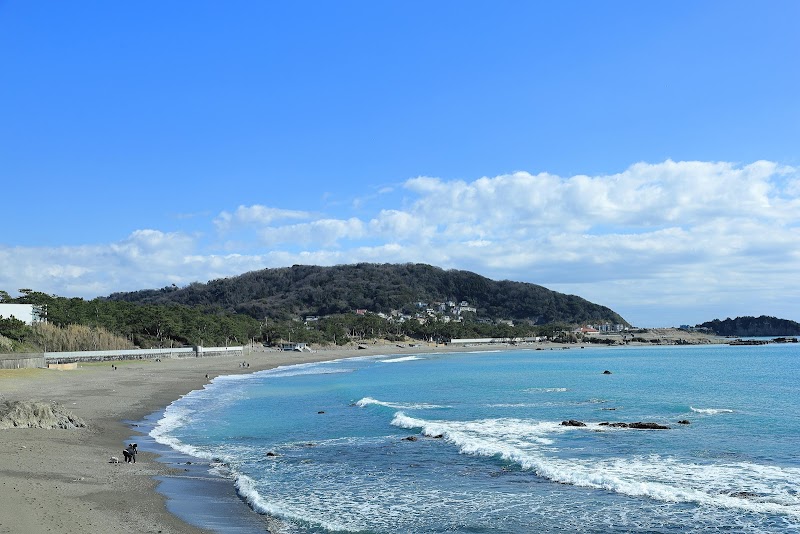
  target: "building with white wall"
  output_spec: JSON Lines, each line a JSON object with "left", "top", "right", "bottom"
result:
{"left": 0, "top": 304, "right": 44, "bottom": 325}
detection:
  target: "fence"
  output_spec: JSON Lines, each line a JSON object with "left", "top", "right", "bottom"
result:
{"left": 0, "top": 346, "right": 244, "bottom": 367}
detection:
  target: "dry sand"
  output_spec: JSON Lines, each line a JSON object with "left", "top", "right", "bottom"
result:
{"left": 0, "top": 334, "right": 722, "bottom": 533}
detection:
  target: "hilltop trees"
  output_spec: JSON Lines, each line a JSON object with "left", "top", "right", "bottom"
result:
{"left": 0, "top": 264, "right": 628, "bottom": 352}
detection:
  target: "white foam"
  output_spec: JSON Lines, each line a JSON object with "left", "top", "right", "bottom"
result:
{"left": 380, "top": 356, "right": 423, "bottom": 363}
{"left": 235, "top": 473, "right": 353, "bottom": 532}
{"left": 691, "top": 406, "right": 735, "bottom": 415}
{"left": 524, "top": 387, "right": 568, "bottom": 393}
{"left": 261, "top": 365, "right": 354, "bottom": 378}
{"left": 487, "top": 403, "right": 542, "bottom": 408}
{"left": 355, "top": 396, "right": 447, "bottom": 410}
{"left": 390, "top": 412, "right": 800, "bottom": 518}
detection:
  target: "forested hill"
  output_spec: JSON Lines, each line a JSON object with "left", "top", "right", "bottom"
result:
{"left": 697, "top": 316, "right": 800, "bottom": 337}
{"left": 107, "top": 263, "right": 628, "bottom": 326}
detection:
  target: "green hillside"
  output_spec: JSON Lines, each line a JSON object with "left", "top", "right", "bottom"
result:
{"left": 107, "top": 263, "right": 628, "bottom": 326}
{"left": 697, "top": 316, "right": 800, "bottom": 337}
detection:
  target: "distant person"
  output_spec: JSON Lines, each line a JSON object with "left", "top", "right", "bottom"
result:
{"left": 123, "top": 443, "right": 137, "bottom": 463}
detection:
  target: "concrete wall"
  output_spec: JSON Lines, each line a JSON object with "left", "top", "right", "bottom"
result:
{"left": 0, "top": 353, "right": 45, "bottom": 369}
{"left": 0, "top": 346, "right": 244, "bottom": 366}
{"left": 42, "top": 345, "right": 243, "bottom": 363}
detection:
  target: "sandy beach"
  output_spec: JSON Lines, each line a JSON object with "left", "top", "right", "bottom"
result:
{"left": 0, "top": 334, "right": 723, "bottom": 533}
{"left": 0, "top": 342, "right": 515, "bottom": 533}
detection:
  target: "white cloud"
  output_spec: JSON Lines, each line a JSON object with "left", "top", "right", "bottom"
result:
{"left": 4, "top": 160, "right": 799, "bottom": 326}
{"left": 214, "top": 205, "right": 312, "bottom": 232}
{"left": 259, "top": 217, "right": 367, "bottom": 247}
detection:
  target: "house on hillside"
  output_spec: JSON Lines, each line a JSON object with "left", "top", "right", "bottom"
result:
{"left": 575, "top": 326, "right": 600, "bottom": 335}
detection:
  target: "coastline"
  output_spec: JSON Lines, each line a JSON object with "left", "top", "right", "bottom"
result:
{"left": 0, "top": 335, "right": 723, "bottom": 533}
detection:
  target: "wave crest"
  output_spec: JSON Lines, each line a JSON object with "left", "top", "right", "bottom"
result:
{"left": 691, "top": 406, "right": 735, "bottom": 415}
{"left": 356, "top": 397, "right": 447, "bottom": 410}
{"left": 390, "top": 412, "right": 800, "bottom": 518}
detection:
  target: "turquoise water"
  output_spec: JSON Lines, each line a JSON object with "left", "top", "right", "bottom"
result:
{"left": 152, "top": 344, "right": 800, "bottom": 532}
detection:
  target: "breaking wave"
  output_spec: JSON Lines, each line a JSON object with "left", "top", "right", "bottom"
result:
{"left": 356, "top": 397, "right": 448, "bottom": 410}
{"left": 691, "top": 406, "right": 735, "bottom": 415}
{"left": 380, "top": 356, "right": 423, "bottom": 363}
{"left": 391, "top": 412, "right": 800, "bottom": 518}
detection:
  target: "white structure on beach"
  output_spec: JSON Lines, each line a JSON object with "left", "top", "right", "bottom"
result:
{"left": 0, "top": 304, "right": 45, "bottom": 325}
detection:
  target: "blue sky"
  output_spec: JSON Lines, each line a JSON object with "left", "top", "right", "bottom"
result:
{"left": 1, "top": 1, "right": 799, "bottom": 326}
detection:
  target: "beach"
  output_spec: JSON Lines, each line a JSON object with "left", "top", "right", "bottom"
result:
{"left": 0, "top": 342, "right": 515, "bottom": 533}
{"left": 0, "top": 334, "right": 726, "bottom": 533}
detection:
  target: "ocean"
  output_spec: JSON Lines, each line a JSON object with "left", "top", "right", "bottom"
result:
{"left": 149, "top": 343, "right": 800, "bottom": 533}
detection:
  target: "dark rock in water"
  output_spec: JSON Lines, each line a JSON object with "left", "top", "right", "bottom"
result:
{"left": 728, "top": 491, "right": 759, "bottom": 499}
{"left": 266, "top": 451, "right": 279, "bottom": 457}
{"left": 599, "top": 421, "right": 669, "bottom": 429}
{"left": 677, "top": 420, "right": 691, "bottom": 425}
{"left": 601, "top": 407, "right": 617, "bottom": 411}
{"left": 561, "top": 420, "right": 586, "bottom": 427}
{"left": 628, "top": 422, "right": 670, "bottom": 430}
{"left": 317, "top": 411, "right": 325, "bottom": 414}
{"left": 602, "top": 370, "right": 612, "bottom": 374}
{"left": 430, "top": 434, "right": 444, "bottom": 439}
{"left": 403, "top": 436, "right": 419, "bottom": 441}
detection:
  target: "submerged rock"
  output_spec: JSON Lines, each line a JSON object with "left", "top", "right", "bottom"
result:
{"left": 602, "top": 370, "right": 612, "bottom": 374}
{"left": 728, "top": 491, "right": 759, "bottom": 499}
{"left": 403, "top": 436, "right": 419, "bottom": 441}
{"left": 677, "top": 420, "right": 691, "bottom": 425}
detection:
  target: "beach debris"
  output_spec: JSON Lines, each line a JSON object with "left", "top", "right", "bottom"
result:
{"left": 0, "top": 400, "right": 86, "bottom": 430}
{"left": 561, "top": 420, "right": 587, "bottom": 427}
{"left": 110, "top": 456, "right": 120, "bottom": 463}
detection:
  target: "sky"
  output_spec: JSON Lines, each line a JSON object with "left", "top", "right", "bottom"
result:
{"left": 1, "top": 1, "right": 799, "bottom": 327}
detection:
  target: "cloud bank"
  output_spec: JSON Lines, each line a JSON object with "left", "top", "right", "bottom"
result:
{"left": 2, "top": 160, "right": 798, "bottom": 326}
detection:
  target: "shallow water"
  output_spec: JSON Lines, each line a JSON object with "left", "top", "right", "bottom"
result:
{"left": 151, "top": 344, "right": 800, "bottom": 533}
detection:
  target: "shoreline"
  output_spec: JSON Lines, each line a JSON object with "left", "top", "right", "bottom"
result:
{"left": 0, "top": 336, "right": 724, "bottom": 533}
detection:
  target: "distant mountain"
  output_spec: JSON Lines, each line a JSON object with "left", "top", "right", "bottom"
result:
{"left": 107, "top": 263, "right": 628, "bottom": 326}
{"left": 697, "top": 316, "right": 800, "bottom": 337}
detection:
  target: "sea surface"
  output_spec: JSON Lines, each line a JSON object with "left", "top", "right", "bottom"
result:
{"left": 150, "top": 343, "right": 800, "bottom": 533}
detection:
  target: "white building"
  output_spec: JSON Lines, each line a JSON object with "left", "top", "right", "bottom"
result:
{"left": 0, "top": 304, "right": 44, "bottom": 325}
